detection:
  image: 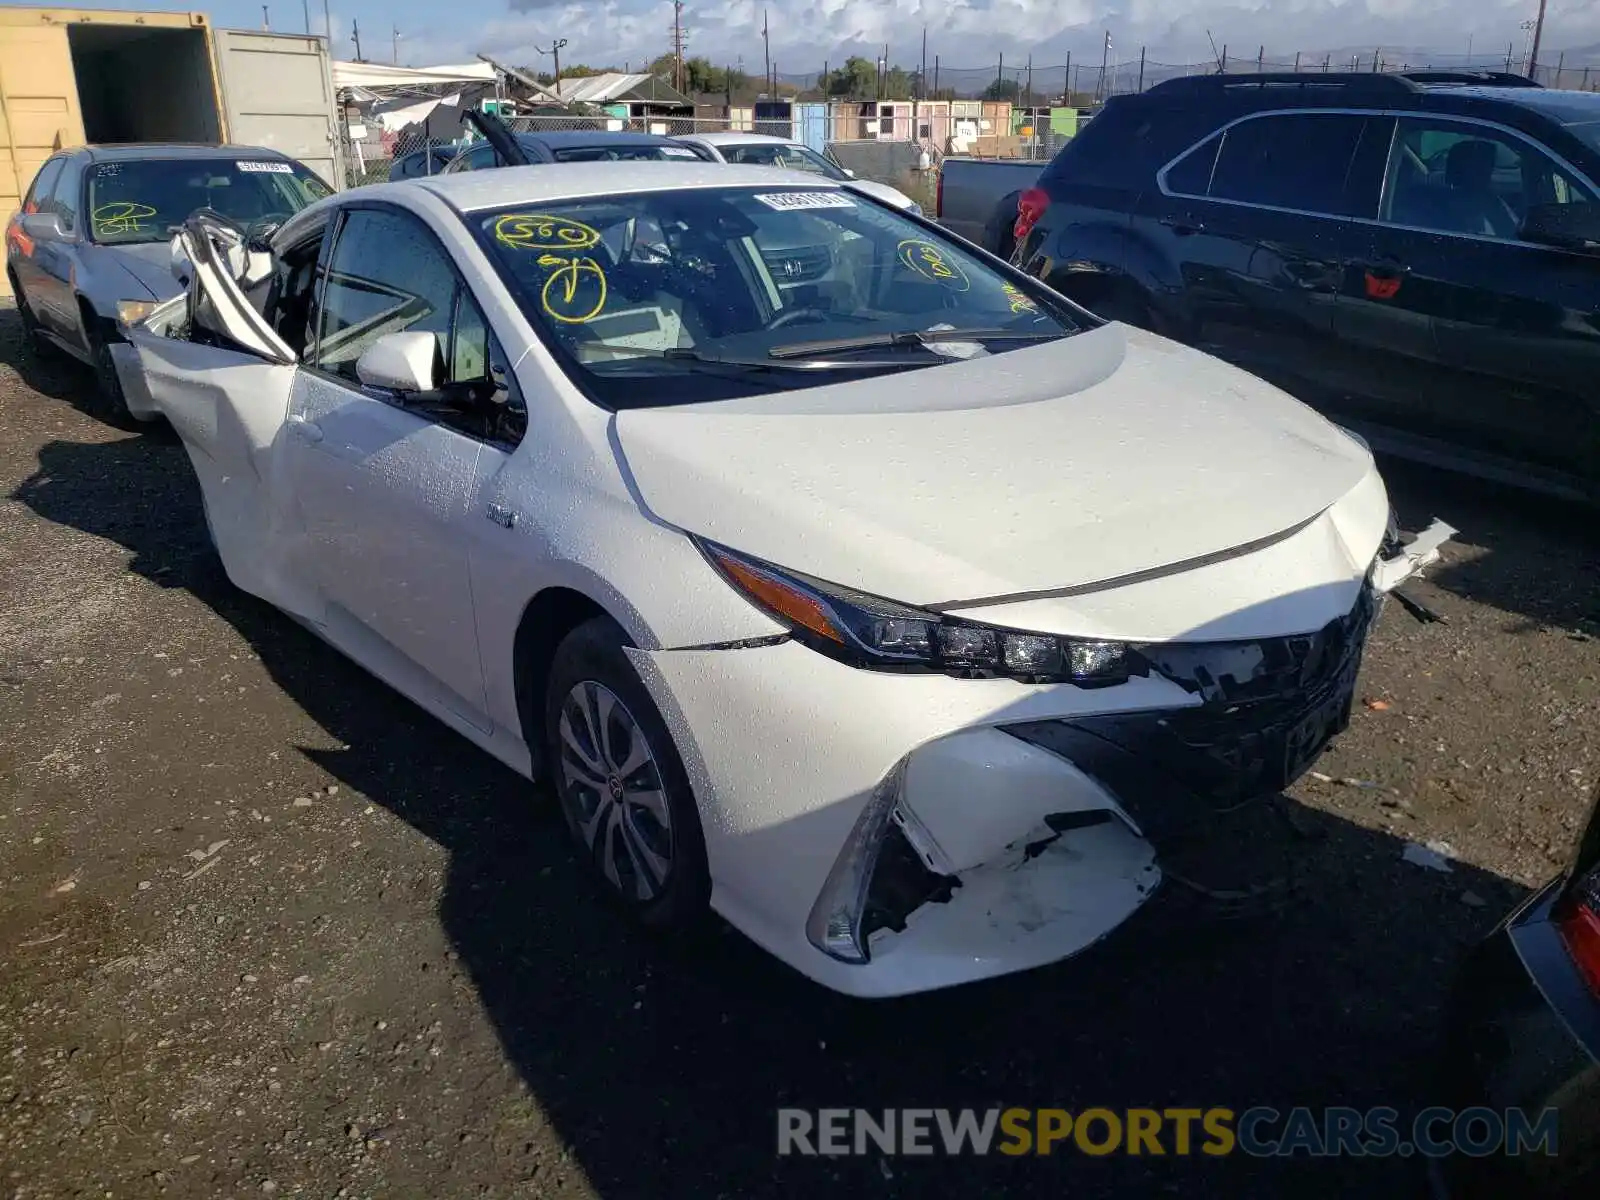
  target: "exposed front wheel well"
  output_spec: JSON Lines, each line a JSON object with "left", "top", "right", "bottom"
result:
{"left": 512, "top": 587, "right": 612, "bottom": 774}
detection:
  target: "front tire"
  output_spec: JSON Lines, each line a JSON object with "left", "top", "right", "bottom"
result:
{"left": 543, "top": 617, "right": 710, "bottom": 929}
{"left": 85, "top": 317, "right": 131, "bottom": 423}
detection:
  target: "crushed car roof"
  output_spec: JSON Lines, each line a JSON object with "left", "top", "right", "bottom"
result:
{"left": 414, "top": 162, "right": 850, "bottom": 211}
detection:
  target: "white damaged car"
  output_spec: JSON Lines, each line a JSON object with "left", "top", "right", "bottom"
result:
{"left": 125, "top": 164, "right": 1453, "bottom": 997}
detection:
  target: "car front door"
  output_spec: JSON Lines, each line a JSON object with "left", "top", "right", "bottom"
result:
{"left": 283, "top": 203, "right": 500, "bottom": 729}
{"left": 123, "top": 212, "right": 320, "bottom": 621}
{"left": 1143, "top": 109, "right": 1374, "bottom": 403}
{"left": 42, "top": 155, "right": 88, "bottom": 349}
{"left": 1336, "top": 114, "right": 1600, "bottom": 485}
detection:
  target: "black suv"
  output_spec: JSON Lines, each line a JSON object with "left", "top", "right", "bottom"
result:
{"left": 1012, "top": 72, "right": 1600, "bottom": 500}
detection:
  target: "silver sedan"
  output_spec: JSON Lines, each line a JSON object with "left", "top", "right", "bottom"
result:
{"left": 5, "top": 143, "right": 330, "bottom": 419}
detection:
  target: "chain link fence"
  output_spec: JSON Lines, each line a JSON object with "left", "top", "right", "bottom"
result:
{"left": 772, "top": 48, "right": 1600, "bottom": 102}
{"left": 338, "top": 47, "right": 1598, "bottom": 188}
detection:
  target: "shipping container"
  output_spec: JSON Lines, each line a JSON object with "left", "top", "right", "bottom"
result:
{"left": 0, "top": 7, "right": 343, "bottom": 297}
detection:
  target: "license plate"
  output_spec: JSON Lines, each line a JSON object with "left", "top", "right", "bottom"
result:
{"left": 1282, "top": 662, "right": 1359, "bottom": 783}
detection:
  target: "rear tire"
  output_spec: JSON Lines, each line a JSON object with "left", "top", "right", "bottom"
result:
{"left": 10, "top": 275, "right": 58, "bottom": 359}
{"left": 543, "top": 617, "right": 710, "bottom": 930}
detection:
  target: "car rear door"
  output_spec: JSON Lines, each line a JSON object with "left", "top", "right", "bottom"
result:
{"left": 1142, "top": 109, "right": 1375, "bottom": 402}
{"left": 1335, "top": 113, "right": 1600, "bottom": 484}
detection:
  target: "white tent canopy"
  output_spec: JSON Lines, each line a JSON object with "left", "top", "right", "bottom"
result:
{"left": 332, "top": 60, "right": 497, "bottom": 91}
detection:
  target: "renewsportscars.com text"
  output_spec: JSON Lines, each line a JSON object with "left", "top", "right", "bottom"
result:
{"left": 777, "top": 1106, "right": 1560, "bottom": 1159}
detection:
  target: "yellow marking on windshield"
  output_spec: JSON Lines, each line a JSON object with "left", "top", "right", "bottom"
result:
{"left": 93, "top": 201, "right": 158, "bottom": 236}
{"left": 537, "top": 254, "right": 608, "bottom": 323}
{"left": 896, "top": 238, "right": 971, "bottom": 292}
{"left": 1002, "top": 283, "right": 1039, "bottom": 314}
{"left": 495, "top": 213, "right": 602, "bottom": 252}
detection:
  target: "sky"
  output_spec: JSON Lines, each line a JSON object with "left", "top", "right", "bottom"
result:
{"left": 90, "top": 0, "right": 1600, "bottom": 76}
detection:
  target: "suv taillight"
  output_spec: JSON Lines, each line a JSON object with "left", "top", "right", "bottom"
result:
{"left": 1013, "top": 186, "right": 1049, "bottom": 243}
{"left": 1556, "top": 863, "right": 1600, "bottom": 995}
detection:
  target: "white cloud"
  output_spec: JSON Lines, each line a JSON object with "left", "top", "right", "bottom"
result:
{"left": 416, "top": 0, "right": 1600, "bottom": 75}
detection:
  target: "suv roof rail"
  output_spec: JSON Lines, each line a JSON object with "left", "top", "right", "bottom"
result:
{"left": 1144, "top": 72, "right": 1424, "bottom": 99}
{"left": 1397, "top": 70, "right": 1543, "bottom": 88}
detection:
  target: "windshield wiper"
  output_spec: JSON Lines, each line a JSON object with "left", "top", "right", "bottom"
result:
{"left": 767, "top": 327, "right": 1066, "bottom": 360}
{"left": 575, "top": 346, "right": 915, "bottom": 372}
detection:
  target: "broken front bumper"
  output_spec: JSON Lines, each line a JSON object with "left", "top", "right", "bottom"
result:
{"left": 628, "top": 519, "right": 1450, "bottom": 998}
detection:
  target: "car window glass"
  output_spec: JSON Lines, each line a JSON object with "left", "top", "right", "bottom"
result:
{"left": 24, "top": 159, "right": 64, "bottom": 215}
{"left": 452, "top": 143, "right": 499, "bottom": 173}
{"left": 49, "top": 159, "right": 83, "bottom": 232}
{"left": 724, "top": 144, "right": 844, "bottom": 178}
{"left": 1381, "top": 117, "right": 1594, "bottom": 241}
{"left": 315, "top": 208, "right": 458, "bottom": 383}
{"left": 87, "top": 158, "right": 327, "bottom": 244}
{"left": 447, "top": 289, "right": 526, "bottom": 446}
{"left": 476, "top": 186, "right": 1080, "bottom": 410}
{"left": 267, "top": 228, "right": 329, "bottom": 359}
{"left": 1165, "top": 134, "right": 1220, "bottom": 196}
{"left": 1208, "top": 113, "right": 1366, "bottom": 215}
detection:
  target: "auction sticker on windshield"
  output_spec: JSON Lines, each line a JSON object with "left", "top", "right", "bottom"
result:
{"left": 752, "top": 192, "right": 857, "bottom": 211}
{"left": 237, "top": 160, "right": 294, "bottom": 174}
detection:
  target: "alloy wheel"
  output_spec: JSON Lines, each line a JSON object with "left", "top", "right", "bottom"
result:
{"left": 556, "top": 680, "right": 675, "bottom": 902}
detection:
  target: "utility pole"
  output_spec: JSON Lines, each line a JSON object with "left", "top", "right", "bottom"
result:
{"left": 1528, "top": 0, "right": 1549, "bottom": 78}
{"left": 392, "top": 26, "right": 399, "bottom": 66}
{"left": 351, "top": 18, "right": 363, "bottom": 61}
{"left": 536, "top": 39, "right": 567, "bottom": 92}
{"left": 322, "top": 0, "right": 330, "bottom": 44}
{"left": 670, "top": 0, "right": 686, "bottom": 93}
{"left": 300, "top": 0, "right": 309, "bottom": 35}
{"left": 919, "top": 27, "right": 926, "bottom": 101}
{"left": 1097, "top": 29, "right": 1111, "bottom": 100}
{"left": 261, "top": 6, "right": 269, "bottom": 31}
{"left": 762, "top": 9, "right": 771, "bottom": 98}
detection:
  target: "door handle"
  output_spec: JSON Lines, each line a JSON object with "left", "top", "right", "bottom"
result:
{"left": 286, "top": 414, "right": 323, "bottom": 444}
{"left": 1160, "top": 214, "right": 1205, "bottom": 236}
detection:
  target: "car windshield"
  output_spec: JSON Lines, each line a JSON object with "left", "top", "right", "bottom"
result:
{"left": 549, "top": 144, "right": 707, "bottom": 163}
{"left": 718, "top": 142, "right": 848, "bottom": 180}
{"left": 475, "top": 185, "right": 1079, "bottom": 408}
{"left": 87, "top": 157, "right": 330, "bottom": 244}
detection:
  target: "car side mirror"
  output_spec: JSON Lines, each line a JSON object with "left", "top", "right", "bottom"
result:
{"left": 20, "top": 212, "right": 65, "bottom": 242}
{"left": 1520, "top": 203, "right": 1600, "bottom": 254}
{"left": 355, "top": 331, "right": 440, "bottom": 395}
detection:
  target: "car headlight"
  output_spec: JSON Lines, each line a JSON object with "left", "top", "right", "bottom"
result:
{"left": 699, "top": 540, "right": 1142, "bottom": 686}
{"left": 116, "top": 299, "right": 159, "bottom": 325}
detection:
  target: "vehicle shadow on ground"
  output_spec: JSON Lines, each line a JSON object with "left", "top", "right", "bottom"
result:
{"left": 1381, "top": 456, "right": 1600, "bottom": 635}
{"left": 0, "top": 306, "right": 161, "bottom": 432}
{"left": 12, "top": 428, "right": 1555, "bottom": 1200}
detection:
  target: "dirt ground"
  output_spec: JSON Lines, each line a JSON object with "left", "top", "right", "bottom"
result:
{"left": 1, "top": 304, "right": 1596, "bottom": 1200}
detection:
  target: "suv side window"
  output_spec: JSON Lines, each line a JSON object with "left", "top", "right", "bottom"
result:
{"left": 1381, "top": 116, "right": 1595, "bottom": 241}
{"left": 314, "top": 206, "right": 523, "bottom": 445}
{"left": 1165, "top": 134, "right": 1220, "bottom": 196}
{"left": 449, "top": 142, "right": 500, "bottom": 173}
{"left": 1204, "top": 112, "right": 1367, "bottom": 215}
{"left": 23, "top": 158, "right": 64, "bottom": 216}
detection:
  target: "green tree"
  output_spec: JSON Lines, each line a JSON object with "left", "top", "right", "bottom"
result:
{"left": 982, "top": 77, "right": 1021, "bottom": 101}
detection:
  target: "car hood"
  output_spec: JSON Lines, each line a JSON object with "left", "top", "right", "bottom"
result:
{"left": 94, "top": 242, "right": 182, "bottom": 302}
{"left": 612, "top": 324, "right": 1375, "bottom": 607}
{"left": 844, "top": 179, "right": 917, "bottom": 210}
